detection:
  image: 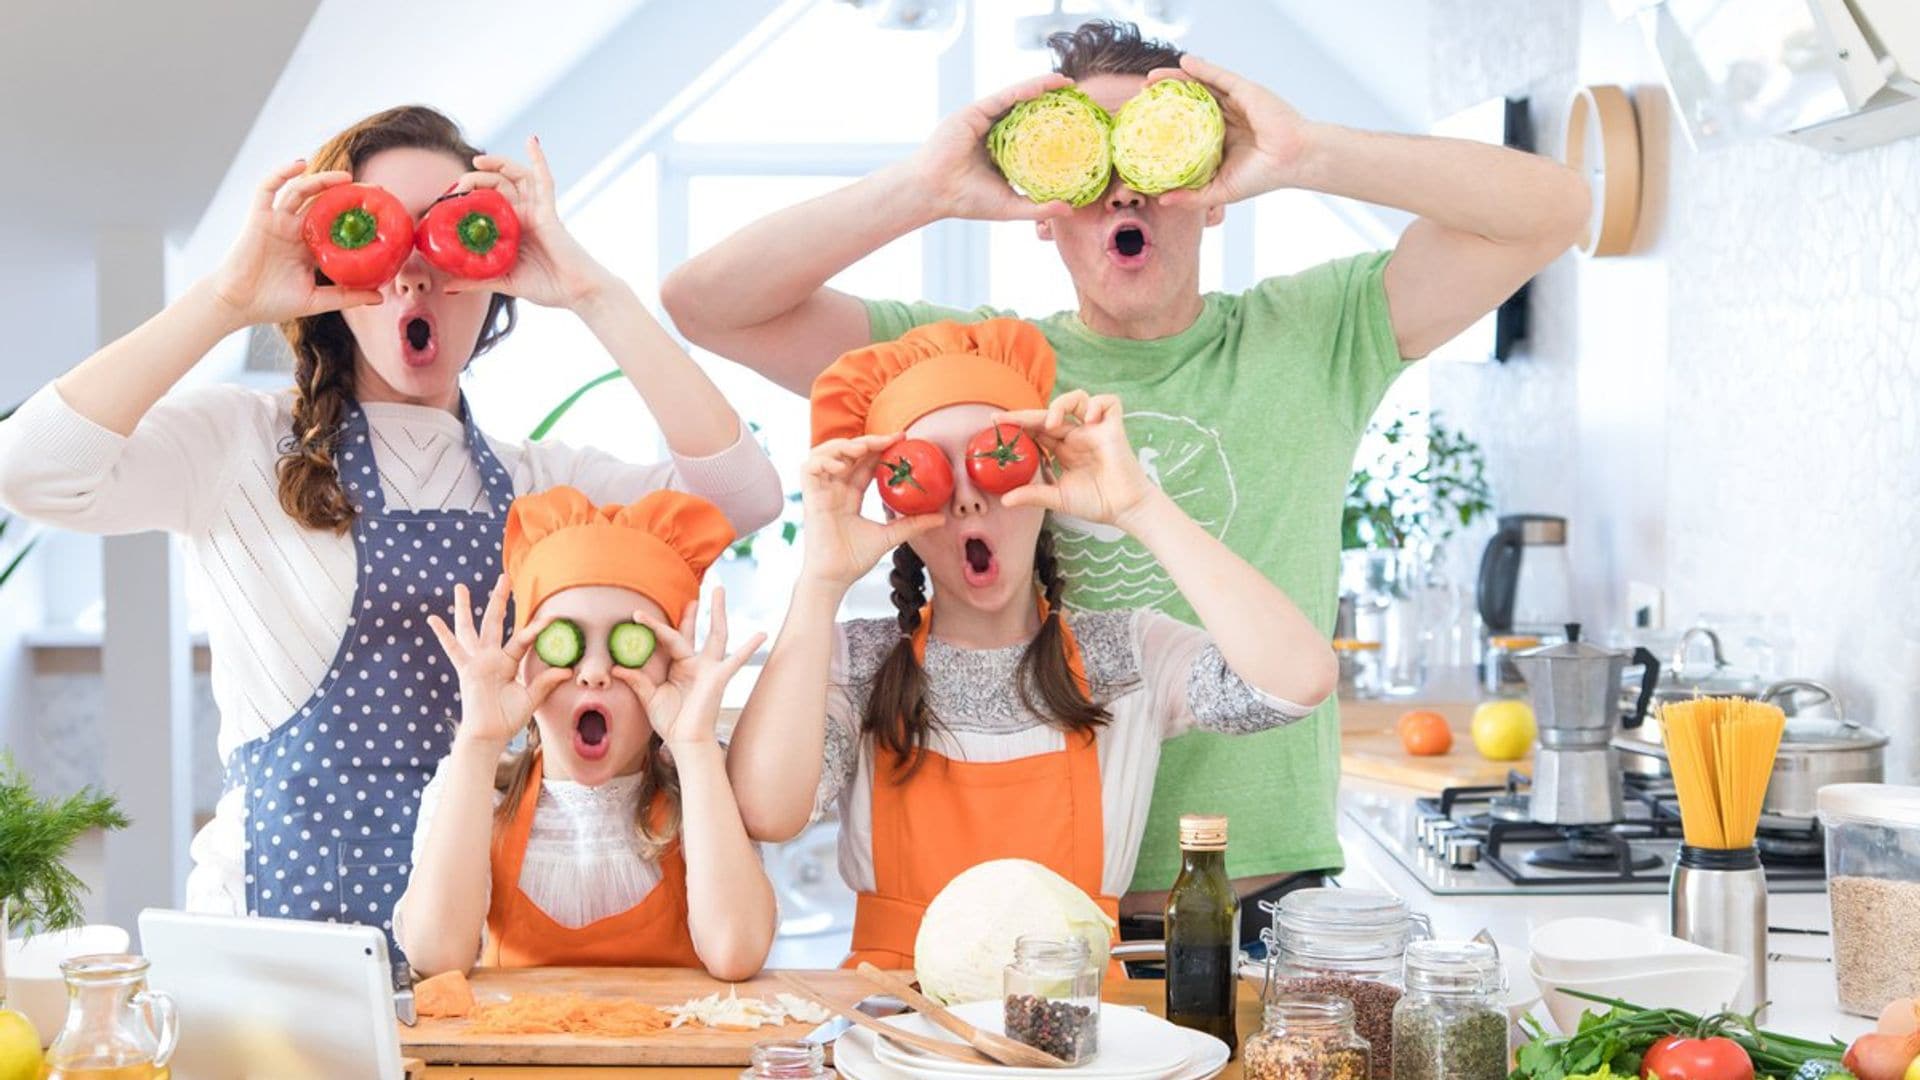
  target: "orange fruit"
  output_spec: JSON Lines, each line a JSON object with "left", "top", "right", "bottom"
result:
{"left": 1399, "top": 710, "right": 1453, "bottom": 756}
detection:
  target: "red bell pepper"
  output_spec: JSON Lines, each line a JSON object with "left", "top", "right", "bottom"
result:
{"left": 300, "top": 183, "right": 415, "bottom": 289}
{"left": 415, "top": 188, "right": 521, "bottom": 280}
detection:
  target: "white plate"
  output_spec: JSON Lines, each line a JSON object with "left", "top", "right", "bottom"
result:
{"left": 838, "top": 1023, "right": 1229, "bottom": 1080}
{"left": 869, "top": 1001, "right": 1196, "bottom": 1080}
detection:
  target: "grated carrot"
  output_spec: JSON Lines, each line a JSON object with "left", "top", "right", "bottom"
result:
{"left": 414, "top": 970, "right": 478, "bottom": 1019}
{"left": 467, "top": 993, "right": 676, "bottom": 1037}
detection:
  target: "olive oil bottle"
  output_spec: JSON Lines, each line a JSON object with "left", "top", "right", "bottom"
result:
{"left": 1164, "top": 813, "right": 1238, "bottom": 1052}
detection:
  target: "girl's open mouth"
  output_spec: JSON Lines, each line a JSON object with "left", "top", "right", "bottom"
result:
{"left": 1107, "top": 220, "right": 1151, "bottom": 269}
{"left": 961, "top": 534, "right": 999, "bottom": 588}
{"left": 399, "top": 311, "right": 438, "bottom": 368}
{"left": 573, "top": 707, "right": 611, "bottom": 762}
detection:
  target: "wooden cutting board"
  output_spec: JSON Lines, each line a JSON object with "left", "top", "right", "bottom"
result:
{"left": 1340, "top": 724, "right": 1532, "bottom": 792}
{"left": 400, "top": 967, "right": 883, "bottom": 1066}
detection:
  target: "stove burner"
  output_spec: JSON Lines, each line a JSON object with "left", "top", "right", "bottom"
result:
{"left": 1526, "top": 829, "right": 1664, "bottom": 873}
{"left": 1756, "top": 831, "right": 1826, "bottom": 865}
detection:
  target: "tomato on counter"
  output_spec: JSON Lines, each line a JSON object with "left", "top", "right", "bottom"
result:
{"left": 1398, "top": 710, "right": 1453, "bottom": 756}
{"left": 1643, "top": 1033, "right": 1756, "bottom": 1080}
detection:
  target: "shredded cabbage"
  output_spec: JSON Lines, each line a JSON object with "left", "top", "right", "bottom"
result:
{"left": 1110, "top": 79, "right": 1224, "bottom": 195}
{"left": 987, "top": 88, "right": 1114, "bottom": 207}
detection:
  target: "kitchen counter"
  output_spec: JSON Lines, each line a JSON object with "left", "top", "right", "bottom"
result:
{"left": 1335, "top": 775, "right": 1873, "bottom": 1046}
{"left": 418, "top": 978, "right": 1266, "bottom": 1079}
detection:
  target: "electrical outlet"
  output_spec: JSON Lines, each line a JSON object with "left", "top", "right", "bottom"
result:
{"left": 1627, "top": 581, "right": 1664, "bottom": 629}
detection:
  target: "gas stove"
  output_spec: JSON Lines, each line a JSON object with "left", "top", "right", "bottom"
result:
{"left": 1346, "top": 772, "right": 1829, "bottom": 895}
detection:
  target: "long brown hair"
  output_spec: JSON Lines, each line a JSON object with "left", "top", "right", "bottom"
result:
{"left": 493, "top": 728, "right": 684, "bottom": 856}
{"left": 861, "top": 529, "right": 1110, "bottom": 778}
{"left": 276, "top": 105, "right": 518, "bottom": 533}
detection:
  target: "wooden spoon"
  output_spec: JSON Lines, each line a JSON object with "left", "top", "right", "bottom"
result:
{"left": 856, "top": 962, "right": 1074, "bottom": 1069}
{"left": 773, "top": 972, "right": 997, "bottom": 1067}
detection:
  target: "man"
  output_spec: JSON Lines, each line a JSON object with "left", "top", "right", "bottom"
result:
{"left": 663, "top": 21, "right": 1587, "bottom": 936}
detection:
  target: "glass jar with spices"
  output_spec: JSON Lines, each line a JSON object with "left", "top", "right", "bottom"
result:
{"left": 739, "top": 1039, "right": 835, "bottom": 1079}
{"left": 1003, "top": 935, "right": 1100, "bottom": 1064}
{"left": 1243, "top": 994, "right": 1370, "bottom": 1080}
{"left": 1264, "top": 888, "right": 1429, "bottom": 1080}
{"left": 1391, "top": 939, "right": 1509, "bottom": 1080}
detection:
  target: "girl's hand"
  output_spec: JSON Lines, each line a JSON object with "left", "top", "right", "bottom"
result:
{"left": 426, "top": 575, "right": 572, "bottom": 751}
{"left": 799, "top": 435, "right": 944, "bottom": 588}
{"left": 611, "top": 588, "right": 766, "bottom": 751}
{"left": 994, "top": 391, "right": 1157, "bottom": 529}
{"left": 445, "top": 135, "right": 615, "bottom": 310}
{"left": 206, "top": 161, "right": 384, "bottom": 328}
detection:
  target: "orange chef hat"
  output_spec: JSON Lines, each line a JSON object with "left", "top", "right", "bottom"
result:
{"left": 810, "top": 318, "right": 1055, "bottom": 445}
{"left": 503, "top": 487, "right": 734, "bottom": 631}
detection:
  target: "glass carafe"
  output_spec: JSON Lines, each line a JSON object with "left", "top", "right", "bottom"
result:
{"left": 41, "top": 954, "right": 176, "bottom": 1080}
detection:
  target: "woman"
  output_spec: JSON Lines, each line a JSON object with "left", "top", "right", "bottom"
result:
{"left": 0, "top": 106, "right": 781, "bottom": 941}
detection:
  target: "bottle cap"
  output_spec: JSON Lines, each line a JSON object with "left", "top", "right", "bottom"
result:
{"left": 1179, "top": 814, "right": 1228, "bottom": 851}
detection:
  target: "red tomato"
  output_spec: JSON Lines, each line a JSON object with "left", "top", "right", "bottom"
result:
{"left": 1642, "top": 1035, "right": 1755, "bottom": 1080}
{"left": 874, "top": 439, "right": 954, "bottom": 516}
{"left": 964, "top": 423, "right": 1041, "bottom": 494}
{"left": 1399, "top": 711, "right": 1453, "bottom": 756}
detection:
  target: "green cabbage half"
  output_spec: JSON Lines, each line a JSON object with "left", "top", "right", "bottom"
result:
{"left": 1110, "top": 79, "right": 1224, "bottom": 195}
{"left": 987, "top": 87, "right": 1114, "bottom": 208}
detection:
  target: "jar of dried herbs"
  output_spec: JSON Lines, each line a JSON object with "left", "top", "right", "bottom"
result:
{"left": 1244, "top": 994, "right": 1371, "bottom": 1080}
{"left": 1264, "top": 888, "right": 1429, "bottom": 1080}
{"left": 1390, "top": 939, "right": 1509, "bottom": 1080}
{"left": 1003, "top": 935, "right": 1100, "bottom": 1064}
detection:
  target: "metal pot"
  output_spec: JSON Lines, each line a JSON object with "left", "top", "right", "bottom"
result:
{"left": 1755, "top": 679, "right": 1888, "bottom": 819}
{"left": 1617, "top": 627, "right": 1768, "bottom": 778}
{"left": 1611, "top": 677, "right": 1888, "bottom": 820}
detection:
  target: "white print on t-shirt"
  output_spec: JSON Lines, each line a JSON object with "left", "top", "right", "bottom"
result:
{"left": 1052, "top": 410, "right": 1238, "bottom": 611}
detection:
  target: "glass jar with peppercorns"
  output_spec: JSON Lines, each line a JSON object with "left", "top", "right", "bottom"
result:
{"left": 1003, "top": 934, "right": 1101, "bottom": 1064}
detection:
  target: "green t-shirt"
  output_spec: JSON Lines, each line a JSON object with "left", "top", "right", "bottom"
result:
{"left": 865, "top": 251, "right": 1406, "bottom": 889}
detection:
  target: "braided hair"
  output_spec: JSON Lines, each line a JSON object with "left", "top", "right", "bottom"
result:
{"left": 860, "top": 529, "right": 1110, "bottom": 779}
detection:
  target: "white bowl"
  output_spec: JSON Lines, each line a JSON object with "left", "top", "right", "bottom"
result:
{"left": 4, "top": 924, "right": 132, "bottom": 1045}
{"left": 1530, "top": 956, "right": 1748, "bottom": 1033}
{"left": 1528, "top": 917, "right": 1745, "bottom": 982}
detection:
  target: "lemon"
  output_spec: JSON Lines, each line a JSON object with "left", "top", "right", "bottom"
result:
{"left": 1471, "top": 699, "right": 1537, "bottom": 761}
{"left": 0, "top": 1009, "right": 41, "bottom": 1080}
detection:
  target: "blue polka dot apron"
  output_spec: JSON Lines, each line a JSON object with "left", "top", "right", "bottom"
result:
{"left": 232, "top": 397, "right": 513, "bottom": 949}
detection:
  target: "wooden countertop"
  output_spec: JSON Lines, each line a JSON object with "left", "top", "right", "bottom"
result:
{"left": 419, "top": 978, "right": 1261, "bottom": 1078}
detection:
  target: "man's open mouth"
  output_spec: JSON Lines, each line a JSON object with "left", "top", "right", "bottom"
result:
{"left": 961, "top": 534, "right": 999, "bottom": 588}
{"left": 573, "top": 707, "right": 611, "bottom": 762}
{"left": 1107, "top": 220, "right": 1151, "bottom": 268}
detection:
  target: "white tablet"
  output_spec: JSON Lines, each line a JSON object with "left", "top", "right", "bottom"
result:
{"left": 137, "top": 909, "right": 405, "bottom": 1080}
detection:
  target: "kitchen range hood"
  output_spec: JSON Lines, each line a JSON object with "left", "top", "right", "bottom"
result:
{"left": 1618, "top": 0, "right": 1920, "bottom": 153}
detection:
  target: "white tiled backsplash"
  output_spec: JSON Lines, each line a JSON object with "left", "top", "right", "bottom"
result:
{"left": 1428, "top": 0, "right": 1920, "bottom": 779}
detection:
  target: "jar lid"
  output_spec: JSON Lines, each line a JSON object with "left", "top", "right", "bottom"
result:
{"left": 1817, "top": 783, "right": 1920, "bottom": 828}
{"left": 1489, "top": 635, "right": 1542, "bottom": 649}
{"left": 1180, "top": 814, "right": 1228, "bottom": 850}
{"left": 1274, "top": 887, "right": 1411, "bottom": 933}
{"left": 1404, "top": 939, "right": 1505, "bottom": 995}
{"left": 1333, "top": 638, "right": 1382, "bottom": 653}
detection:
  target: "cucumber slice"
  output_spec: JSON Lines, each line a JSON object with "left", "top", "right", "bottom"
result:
{"left": 609, "top": 621, "right": 657, "bottom": 668}
{"left": 534, "top": 618, "right": 584, "bottom": 668}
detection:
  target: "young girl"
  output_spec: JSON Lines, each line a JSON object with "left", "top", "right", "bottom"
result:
{"left": 394, "top": 486, "right": 774, "bottom": 979}
{"left": 727, "top": 318, "right": 1339, "bottom": 968}
{"left": 0, "top": 106, "right": 780, "bottom": 933}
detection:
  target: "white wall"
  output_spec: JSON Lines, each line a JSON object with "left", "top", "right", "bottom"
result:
{"left": 1428, "top": 0, "right": 1920, "bottom": 778}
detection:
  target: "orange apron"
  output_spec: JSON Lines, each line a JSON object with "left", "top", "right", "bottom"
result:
{"left": 847, "top": 602, "right": 1123, "bottom": 974}
{"left": 481, "top": 752, "right": 703, "bottom": 968}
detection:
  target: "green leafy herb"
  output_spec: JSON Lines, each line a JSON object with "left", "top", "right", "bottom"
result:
{"left": 1509, "top": 992, "right": 1848, "bottom": 1080}
{"left": 0, "top": 754, "right": 130, "bottom": 935}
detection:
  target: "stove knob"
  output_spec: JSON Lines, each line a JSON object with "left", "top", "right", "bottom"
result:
{"left": 1445, "top": 833, "right": 1483, "bottom": 868}
{"left": 1426, "top": 822, "right": 1461, "bottom": 854}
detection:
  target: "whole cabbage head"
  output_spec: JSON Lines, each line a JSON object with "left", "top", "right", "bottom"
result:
{"left": 914, "top": 858, "right": 1115, "bottom": 1005}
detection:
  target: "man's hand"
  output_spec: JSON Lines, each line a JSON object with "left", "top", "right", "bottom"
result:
{"left": 1148, "top": 55, "right": 1315, "bottom": 209}
{"left": 898, "top": 73, "right": 1079, "bottom": 222}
